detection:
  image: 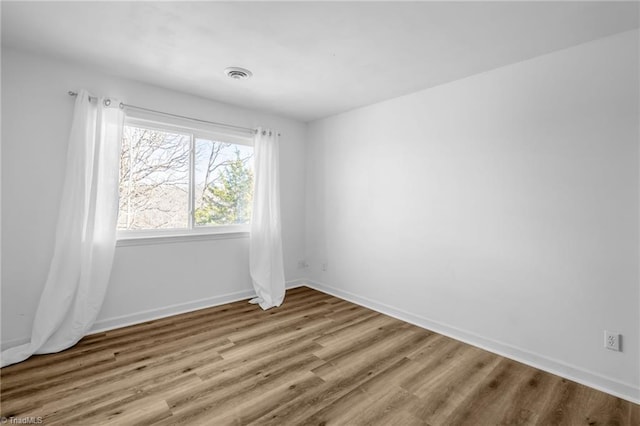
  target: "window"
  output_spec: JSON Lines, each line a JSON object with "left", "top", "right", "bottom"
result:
{"left": 117, "top": 117, "right": 254, "bottom": 240}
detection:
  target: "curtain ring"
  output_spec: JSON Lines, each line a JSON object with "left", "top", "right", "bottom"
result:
{"left": 103, "top": 99, "right": 111, "bottom": 107}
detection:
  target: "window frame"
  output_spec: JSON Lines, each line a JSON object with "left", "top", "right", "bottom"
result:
{"left": 116, "top": 116, "right": 255, "bottom": 245}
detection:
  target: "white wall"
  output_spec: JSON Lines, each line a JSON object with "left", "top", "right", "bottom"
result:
{"left": 305, "top": 30, "right": 639, "bottom": 402}
{"left": 1, "top": 48, "right": 307, "bottom": 344}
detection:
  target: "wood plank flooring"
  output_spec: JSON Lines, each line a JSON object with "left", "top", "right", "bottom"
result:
{"left": 1, "top": 287, "right": 638, "bottom": 425}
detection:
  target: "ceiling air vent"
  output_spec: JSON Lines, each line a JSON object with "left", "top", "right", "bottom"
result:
{"left": 224, "top": 67, "right": 253, "bottom": 80}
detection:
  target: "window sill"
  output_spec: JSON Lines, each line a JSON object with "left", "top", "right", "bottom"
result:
{"left": 116, "top": 227, "right": 250, "bottom": 247}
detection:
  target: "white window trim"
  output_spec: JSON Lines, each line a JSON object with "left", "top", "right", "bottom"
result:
{"left": 118, "top": 115, "right": 254, "bottom": 244}
{"left": 116, "top": 226, "right": 250, "bottom": 247}
{"left": 124, "top": 116, "right": 254, "bottom": 147}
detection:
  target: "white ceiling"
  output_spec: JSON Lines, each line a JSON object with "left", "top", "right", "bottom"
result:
{"left": 2, "top": 1, "right": 638, "bottom": 122}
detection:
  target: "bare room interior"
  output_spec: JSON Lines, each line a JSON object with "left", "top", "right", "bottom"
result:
{"left": 1, "top": 1, "right": 639, "bottom": 424}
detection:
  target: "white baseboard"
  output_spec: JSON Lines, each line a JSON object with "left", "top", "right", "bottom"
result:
{"left": 88, "top": 289, "right": 256, "bottom": 335}
{"left": 303, "top": 279, "right": 640, "bottom": 405}
{"left": 285, "top": 278, "right": 307, "bottom": 290}
{"left": 1, "top": 279, "right": 307, "bottom": 351}
{"left": 90, "top": 279, "right": 307, "bottom": 335}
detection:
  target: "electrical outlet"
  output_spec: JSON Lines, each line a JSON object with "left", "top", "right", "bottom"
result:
{"left": 321, "top": 262, "right": 328, "bottom": 272}
{"left": 604, "top": 331, "right": 621, "bottom": 352}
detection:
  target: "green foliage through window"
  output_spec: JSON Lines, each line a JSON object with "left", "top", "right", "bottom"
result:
{"left": 195, "top": 149, "right": 254, "bottom": 225}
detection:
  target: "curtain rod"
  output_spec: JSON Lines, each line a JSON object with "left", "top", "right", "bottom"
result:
{"left": 67, "top": 91, "right": 276, "bottom": 136}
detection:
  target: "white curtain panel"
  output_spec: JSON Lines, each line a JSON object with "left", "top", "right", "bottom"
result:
{"left": 1, "top": 90, "right": 124, "bottom": 367}
{"left": 249, "top": 128, "right": 286, "bottom": 310}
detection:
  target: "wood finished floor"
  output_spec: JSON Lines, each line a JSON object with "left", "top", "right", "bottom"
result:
{"left": 1, "top": 287, "right": 638, "bottom": 425}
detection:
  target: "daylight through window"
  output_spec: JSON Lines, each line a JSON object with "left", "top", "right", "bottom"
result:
{"left": 118, "top": 119, "right": 254, "bottom": 234}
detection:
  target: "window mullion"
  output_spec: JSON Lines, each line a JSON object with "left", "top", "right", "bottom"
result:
{"left": 188, "top": 134, "right": 195, "bottom": 230}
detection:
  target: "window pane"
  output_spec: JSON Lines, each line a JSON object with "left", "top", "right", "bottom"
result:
{"left": 118, "top": 126, "right": 190, "bottom": 230}
{"left": 194, "top": 138, "right": 254, "bottom": 226}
